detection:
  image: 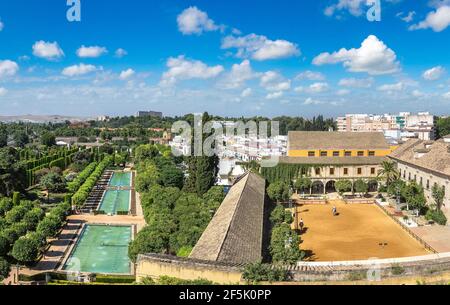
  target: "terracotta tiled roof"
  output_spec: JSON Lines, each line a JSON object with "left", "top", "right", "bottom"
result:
{"left": 389, "top": 139, "right": 450, "bottom": 177}
{"left": 189, "top": 172, "right": 266, "bottom": 265}
{"left": 288, "top": 131, "right": 390, "bottom": 151}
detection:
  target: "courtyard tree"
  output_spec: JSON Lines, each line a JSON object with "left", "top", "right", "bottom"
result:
{"left": 354, "top": 179, "right": 368, "bottom": 197}
{"left": 432, "top": 184, "right": 445, "bottom": 211}
{"left": 267, "top": 181, "right": 290, "bottom": 203}
{"left": 294, "top": 177, "right": 312, "bottom": 194}
{"left": 270, "top": 205, "right": 293, "bottom": 226}
{"left": 335, "top": 180, "right": 352, "bottom": 196}
{"left": 378, "top": 161, "right": 399, "bottom": 187}
{"left": 0, "top": 235, "right": 10, "bottom": 256}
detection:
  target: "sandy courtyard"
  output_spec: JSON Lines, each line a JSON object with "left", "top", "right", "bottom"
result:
{"left": 295, "top": 201, "right": 429, "bottom": 261}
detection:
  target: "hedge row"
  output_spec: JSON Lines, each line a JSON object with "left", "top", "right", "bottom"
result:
{"left": 67, "top": 162, "right": 98, "bottom": 193}
{"left": 71, "top": 156, "right": 113, "bottom": 206}
{"left": 25, "top": 147, "right": 79, "bottom": 170}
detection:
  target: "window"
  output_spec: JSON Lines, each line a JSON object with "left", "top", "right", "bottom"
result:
{"left": 344, "top": 151, "right": 352, "bottom": 157}
{"left": 357, "top": 168, "right": 362, "bottom": 175}
{"left": 315, "top": 168, "right": 321, "bottom": 175}
{"left": 371, "top": 168, "right": 376, "bottom": 175}
{"left": 308, "top": 151, "right": 316, "bottom": 157}
{"left": 344, "top": 168, "right": 349, "bottom": 175}
{"left": 426, "top": 180, "right": 430, "bottom": 189}
{"left": 408, "top": 173, "right": 411, "bottom": 180}
{"left": 357, "top": 151, "right": 364, "bottom": 157}
{"left": 333, "top": 151, "right": 340, "bottom": 157}
{"left": 330, "top": 168, "right": 335, "bottom": 175}
{"left": 369, "top": 151, "right": 375, "bottom": 156}
{"left": 320, "top": 151, "right": 328, "bottom": 157}
{"left": 420, "top": 177, "right": 423, "bottom": 187}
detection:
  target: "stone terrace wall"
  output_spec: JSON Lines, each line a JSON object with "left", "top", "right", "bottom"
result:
{"left": 136, "top": 253, "right": 450, "bottom": 284}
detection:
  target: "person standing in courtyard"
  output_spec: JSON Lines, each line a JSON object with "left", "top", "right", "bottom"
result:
{"left": 299, "top": 218, "right": 304, "bottom": 233}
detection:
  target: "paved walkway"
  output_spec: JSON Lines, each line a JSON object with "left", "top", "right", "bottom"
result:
{"left": 20, "top": 219, "right": 83, "bottom": 276}
{"left": 411, "top": 225, "right": 450, "bottom": 253}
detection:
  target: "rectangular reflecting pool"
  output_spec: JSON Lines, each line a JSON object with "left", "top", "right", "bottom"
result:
{"left": 63, "top": 225, "right": 132, "bottom": 274}
{"left": 98, "top": 190, "right": 130, "bottom": 215}
{"left": 109, "top": 172, "right": 131, "bottom": 187}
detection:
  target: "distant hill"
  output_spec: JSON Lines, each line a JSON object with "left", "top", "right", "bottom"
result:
{"left": 0, "top": 115, "right": 92, "bottom": 124}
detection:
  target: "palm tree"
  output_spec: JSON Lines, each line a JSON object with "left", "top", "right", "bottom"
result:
{"left": 378, "top": 161, "right": 400, "bottom": 187}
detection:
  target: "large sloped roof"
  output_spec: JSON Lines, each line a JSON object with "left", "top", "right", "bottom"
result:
{"left": 189, "top": 172, "right": 266, "bottom": 265}
{"left": 389, "top": 139, "right": 450, "bottom": 177}
{"left": 288, "top": 131, "right": 390, "bottom": 151}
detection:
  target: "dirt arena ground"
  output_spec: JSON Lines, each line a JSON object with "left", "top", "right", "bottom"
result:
{"left": 295, "top": 200, "right": 430, "bottom": 261}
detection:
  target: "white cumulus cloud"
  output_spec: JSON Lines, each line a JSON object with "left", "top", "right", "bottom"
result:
{"left": 313, "top": 35, "right": 400, "bottom": 75}
{"left": 219, "top": 60, "right": 258, "bottom": 89}
{"left": 119, "top": 69, "right": 135, "bottom": 80}
{"left": 62, "top": 64, "right": 98, "bottom": 77}
{"left": 115, "top": 48, "right": 128, "bottom": 58}
{"left": 241, "top": 88, "right": 252, "bottom": 97}
{"left": 410, "top": 5, "right": 450, "bottom": 32}
{"left": 324, "top": 0, "right": 366, "bottom": 17}
{"left": 423, "top": 66, "right": 445, "bottom": 80}
{"left": 266, "top": 91, "right": 284, "bottom": 100}
{"left": 377, "top": 82, "right": 405, "bottom": 91}
{"left": 222, "top": 33, "right": 300, "bottom": 61}
{"left": 0, "top": 60, "right": 19, "bottom": 78}
{"left": 76, "top": 45, "right": 107, "bottom": 58}
{"left": 295, "top": 70, "right": 326, "bottom": 81}
{"left": 260, "top": 71, "right": 291, "bottom": 91}
{"left": 160, "top": 56, "right": 224, "bottom": 86}
{"left": 177, "top": 7, "right": 219, "bottom": 35}
{"left": 32, "top": 41, "right": 64, "bottom": 60}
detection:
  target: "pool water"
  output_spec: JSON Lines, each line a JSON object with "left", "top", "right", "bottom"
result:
{"left": 109, "top": 172, "right": 131, "bottom": 187}
{"left": 98, "top": 190, "right": 130, "bottom": 214}
{"left": 63, "top": 225, "right": 132, "bottom": 274}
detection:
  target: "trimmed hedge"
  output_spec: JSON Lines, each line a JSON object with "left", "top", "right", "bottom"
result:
{"left": 67, "top": 162, "right": 98, "bottom": 193}
{"left": 72, "top": 156, "right": 113, "bottom": 206}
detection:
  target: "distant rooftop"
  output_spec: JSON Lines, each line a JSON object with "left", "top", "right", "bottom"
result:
{"left": 288, "top": 131, "right": 391, "bottom": 151}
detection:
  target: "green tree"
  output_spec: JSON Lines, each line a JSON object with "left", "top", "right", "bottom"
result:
{"left": 267, "top": 181, "right": 290, "bottom": 203}
{"left": 436, "top": 117, "right": 450, "bottom": 138}
{"left": 242, "top": 262, "right": 288, "bottom": 284}
{"left": 40, "top": 172, "right": 65, "bottom": 202}
{"left": 432, "top": 184, "right": 445, "bottom": 211}
{"left": 335, "top": 180, "right": 352, "bottom": 196}
{"left": 402, "top": 182, "right": 427, "bottom": 212}
{"left": 11, "top": 237, "right": 39, "bottom": 264}
{"left": 354, "top": 179, "right": 368, "bottom": 196}
{"left": 135, "top": 160, "right": 160, "bottom": 193}
{"left": 294, "top": 177, "right": 312, "bottom": 194}
{"left": 270, "top": 205, "right": 293, "bottom": 226}
{"left": 0, "top": 257, "right": 11, "bottom": 281}
{"left": 13, "top": 131, "right": 29, "bottom": 148}
{"left": 40, "top": 132, "right": 56, "bottom": 147}
{"left": 378, "top": 161, "right": 399, "bottom": 187}
{"left": 270, "top": 224, "right": 304, "bottom": 264}
{"left": 0, "top": 235, "right": 10, "bottom": 256}
{"left": 0, "top": 126, "right": 7, "bottom": 148}
{"left": 36, "top": 216, "right": 61, "bottom": 238}
{"left": 134, "top": 144, "right": 159, "bottom": 163}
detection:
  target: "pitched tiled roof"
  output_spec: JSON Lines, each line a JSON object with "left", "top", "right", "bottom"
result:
{"left": 189, "top": 172, "right": 266, "bottom": 265}
{"left": 288, "top": 131, "right": 390, "bottom": 151}
{"left": 389, "top": 139, "right": 450, "bottom": 177}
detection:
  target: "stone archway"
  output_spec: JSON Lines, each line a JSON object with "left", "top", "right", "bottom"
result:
{"left": 311, "top": 181, "right": 325, "bottom": 195}
{"left": 368, "top": 180, "right": 379, "bottom": 193}
{"left": 325, "top": 180, "right": 337, "bottom": 194}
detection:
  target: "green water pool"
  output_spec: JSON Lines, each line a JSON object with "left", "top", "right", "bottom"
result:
{"left": 98, "top": 190, "right": 130, "bottom": 214}
{"left": 109, "top": 172, "right": 131, "bottom": 187}
{"left": 63, "top": 225, "right": 132, "bottom": 274}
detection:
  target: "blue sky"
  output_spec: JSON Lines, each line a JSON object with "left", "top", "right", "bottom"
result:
{"left": 1, "top": 0, "right": 450, "bottom": 118}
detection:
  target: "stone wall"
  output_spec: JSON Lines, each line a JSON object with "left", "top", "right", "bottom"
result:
{"left": 136, "top": 252, "right": 450, "bottom": 284}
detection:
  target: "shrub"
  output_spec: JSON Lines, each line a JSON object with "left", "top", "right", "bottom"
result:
{"left": 426, "top": 209, "right": 447, "bottom": 226}
{"left": 11, "top": 237, "right": 40, "bottom": 264}
{"left": 242, "top": 262, "right": 289, "bottom": 284}
{"left": 391, "top": 264, "right": 405, "bottom": 276}
{"left": 176, "top": 246, "right": 193, "bottom": 258}
{"left": 0, "top": 257, "right": 11, "bottom": 280}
